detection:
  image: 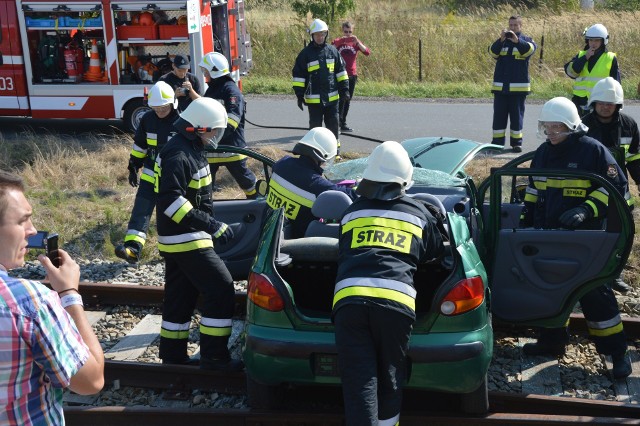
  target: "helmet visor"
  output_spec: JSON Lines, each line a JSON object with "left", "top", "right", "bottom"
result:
{"left": 537, "top": 122, "right": 572, "bottom": 140}
{"left": 200, "top": 127, "right": 225, "bottom": 149}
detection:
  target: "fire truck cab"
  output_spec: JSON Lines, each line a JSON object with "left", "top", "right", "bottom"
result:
{"left": 0, "top": 0, "right": 251, "bottom": 131}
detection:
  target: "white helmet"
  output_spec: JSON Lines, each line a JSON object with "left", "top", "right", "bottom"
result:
{"left": 199, "top": 52, "right": 230, "bottom": 80}
{"left": 179, "top": 97, "right": 228, "bottom": 148}
{"left": 308, "top": 19, "right": 328, "bottom": 35}
{"left": 363, "top": 141, "right": 413, "bottom": 187}
{"left": 584, "top": 23, "right": 609, "bottom": 45}
{"left": 293, "top": 127, "right": 337, "bottom": 162}
{"left": 147, "top": 81, "right": 177, "bottom": 109}
{"left": 588, "top": 77, "right": 624, "bottom": 107}
{"left": 538, "top": 97, "right": 583, "bottom": 130}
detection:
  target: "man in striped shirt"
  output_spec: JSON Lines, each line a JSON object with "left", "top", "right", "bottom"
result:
{"left": 0, "top": 170, "right": 104, "bottom": 425}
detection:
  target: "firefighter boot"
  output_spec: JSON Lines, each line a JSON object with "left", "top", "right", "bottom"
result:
{"left": 335, "top": 140, "right": 342, "bottom": 161}
{"left": 115, "top": 241, "right": 142, "bottom": 264}
{"left": 162, "top": 353, "right": 201, "bottom": 366}
{"left": 612, "top": 351, "right": 632, "bottom": 379}
{"left": 522, "top": 327, "right": 569, "bottom": 357}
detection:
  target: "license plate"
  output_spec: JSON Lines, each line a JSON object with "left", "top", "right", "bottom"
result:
{"left": 313, "top": 353, "right": 340, "bottom": 377}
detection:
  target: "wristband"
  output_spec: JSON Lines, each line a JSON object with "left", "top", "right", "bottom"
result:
{"left": 60, "top": 293, "right": 83, "bottom": 309}
{"left": 58, "top": 288, "right": 79, "bottom": 296}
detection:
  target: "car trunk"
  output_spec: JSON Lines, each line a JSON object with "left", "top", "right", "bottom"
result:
{"left": 277, "top": 238, "right": 455, "bottom": 320}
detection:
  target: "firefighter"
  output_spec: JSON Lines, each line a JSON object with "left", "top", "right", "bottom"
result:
{"left": 583, "top": 77, "right": 640, "bottom": 293}
{"left": 158, "top": 54, "right": 201, "bottom": 112}
{"left": 488, "top": 15, "right": 536, "bottom": 152}
{"left": 197, "top": 52, "right": 257, "bottom": 198}
{"left": 154, "top": 97, "right": 242, "bottom": 371}
{"left": 266, "top": 127, "right": 357, "bottom": 239}
{"left": 564, "top": 24, "right": 621, "bottom": 117}
{"left": 115, "top": 81, "right": 179, "bottom": 264}
{"left": 520, "top": 96, "right": 631, "bottom": 379}
{"left": 333, "top": 141, "right": 445, "bottom": 425}
{"left": 292, "top": 19, "right": 349, "bottom": 157}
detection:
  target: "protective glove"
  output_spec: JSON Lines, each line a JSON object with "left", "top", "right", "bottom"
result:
{"left": 212, "top": 222, "right": 235, "bottom": 245}
{"left": 558, "top": 205, "right": 593, "bottom": 229}
{"left": 340, "top": 90, "right": 351, "bottom": 102}
{"left": 128, "top": 169, "right": 139, "bottom": 187}
{"left": 297, "top": 95, "right": 304, "bottom": 111}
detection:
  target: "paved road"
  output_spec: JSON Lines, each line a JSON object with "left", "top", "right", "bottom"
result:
{"left": 243, "top": 95, "right": 640, "bottom": 155}
{"left": 2, "top": 95, "right": 640, "bottom": 157}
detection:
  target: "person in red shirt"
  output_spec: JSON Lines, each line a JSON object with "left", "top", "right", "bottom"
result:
{"left": 332, "top": 21, "right": 370, "bottom": 133}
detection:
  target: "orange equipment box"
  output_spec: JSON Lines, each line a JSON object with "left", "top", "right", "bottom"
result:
{"left": 116, "top": 25, "right": 158, "bottom": 40}
{"left": 159, "top": 24, "right": 188, "bottom": 40}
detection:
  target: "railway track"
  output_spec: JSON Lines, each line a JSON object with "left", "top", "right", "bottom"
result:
{"left": 62, "top": 281, "right": 640, "bottom": 424}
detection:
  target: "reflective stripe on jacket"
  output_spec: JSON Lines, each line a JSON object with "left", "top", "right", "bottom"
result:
{"left": 333, "top": 196, "right": 444, "bottom": 320}
{"left": 292, "top": 41, "right": 349, "bottom": 105}
{"left": 203, "top": 77, "right": 247, "bottom": 164}
{"left": 155, "top": 133, "right": 217, "bottom": 254}
{"left": 521, "top": 133, "right": 629, "bottom": 229}
{"left": 266, "top": 155, "right": 357, "bottom": 239}
{"left": 566, "top": 51, "right": 616, "bottom": 99}
{"left": 489, "top": 33, "right": 536, "bottom": 94}
{"left": 583, "top": 111, "right": 640, "bottom": 187}
{"left": 129, "top": 109, "right": 179, "bottom": 183}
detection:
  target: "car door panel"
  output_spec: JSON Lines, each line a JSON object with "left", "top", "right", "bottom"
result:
{"left": 479, "top": 166, "right": 634, "bottom": 328}
{"left": 212, "top": 199, "right": 268, "bottom": 280}
{"left": 491, "top": 229, "right": 619, "bottom": 322}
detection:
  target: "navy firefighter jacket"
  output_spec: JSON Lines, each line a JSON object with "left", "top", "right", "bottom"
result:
{"left": 203, "top": 77, "right": 247, "bottom": 150}
{"left": 292, "top": 41, "right": 349, "bottom": 106}
{"left": 489, "top": 32, "right": 537, "bottom": 94}
{"left": 333, "top": 195, "right": 445, "bottom": 321}
{"left": 130, "top": 108, "right": 179, "bottom": 185}
{"left": 266, "top": 155, "right": 357, "bottom": 239}
{"left": 521, "top": 132, "right": 628, "bottom": 230}
{"left": 154, "top": 131, "right": 226, "bottom": 255}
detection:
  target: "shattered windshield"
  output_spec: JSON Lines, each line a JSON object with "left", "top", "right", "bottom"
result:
{"left": 325, "top": 158, "right": 464, "bottom": 187}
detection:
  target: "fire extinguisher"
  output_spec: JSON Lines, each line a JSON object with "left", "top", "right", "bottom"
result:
{"left": 75, "top": 43, "right": 85, "bottom": 75}
{"left": 64, "top": 44, "right": 79, "bottom": 80}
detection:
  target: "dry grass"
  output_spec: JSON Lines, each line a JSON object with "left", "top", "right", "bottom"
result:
{"left": 245, "top": 4, "right": 640, "bottom": 98}
{"left": 6, "top": 133, "right": 638, "bottom": 287}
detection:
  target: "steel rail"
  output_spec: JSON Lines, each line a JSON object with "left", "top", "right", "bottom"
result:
{"left": 76, "top": 281, "right": 640, "bottom": 339}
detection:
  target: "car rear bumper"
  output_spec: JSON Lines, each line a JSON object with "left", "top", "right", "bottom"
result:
{"left": 243, "top": 322, "right": 493, "bottom": 392}
{"left": 245, "top": 334, "right": 485, "bottom": 362}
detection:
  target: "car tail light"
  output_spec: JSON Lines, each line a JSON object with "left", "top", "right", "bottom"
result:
{"left": 248, "top": 272, "right": 285, "bottom": 312}
{"left": 440, "top": 276, "right": 485, "bottom": 316}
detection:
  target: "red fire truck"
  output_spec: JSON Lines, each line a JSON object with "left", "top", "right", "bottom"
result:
{"left": 0, "top": 0, "right": 252, "bottom": 131}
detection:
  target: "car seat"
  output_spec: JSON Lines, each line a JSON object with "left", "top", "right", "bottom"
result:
{"left": 304, "top": 190, "right": 353, "bottom": 238}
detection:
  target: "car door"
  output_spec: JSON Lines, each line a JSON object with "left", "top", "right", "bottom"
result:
{"left": 478, "top": 162, "right": 635, "bottom": 328}
{"left": 209, "top": 146, "right": 274, "bottom": 280}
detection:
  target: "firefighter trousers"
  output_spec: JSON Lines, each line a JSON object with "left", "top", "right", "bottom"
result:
{"left": 124, "top": 179, "right": 156, "bottom": 247}
{"left": 334, "top": 304, "right": 414, "bottom": 426}
{"left": 537, "top": 283, "right": 626, "bottom": 356}
{"left": 492, "top": 93, "right": 526, "bottom": 147}
{"left": 210, "top": 159, "right": 257, "bottom": 196}
{"left": 159, "top": 248, "right": 236, "bottom": 362}
{"left": 308, "top": 102, "right": 340, "bottom": 141}
{"left": 339, "top": 75, "right": 358, "bottom": 126}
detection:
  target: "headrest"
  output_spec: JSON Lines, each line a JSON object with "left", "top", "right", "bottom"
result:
{"left": 311, "top": 190, "right": 352, "bottom": 220}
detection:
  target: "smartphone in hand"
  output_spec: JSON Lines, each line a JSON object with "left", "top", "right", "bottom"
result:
{"left": 27, "top": 231, "right": 60, "bottom": 267}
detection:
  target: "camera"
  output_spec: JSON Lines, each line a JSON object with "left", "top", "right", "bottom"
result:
{"left": 27, "top": 231, "right": 60, "bottom": 267}
{"left": 505, "top": 31, "right": 516, "bottom": 38}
